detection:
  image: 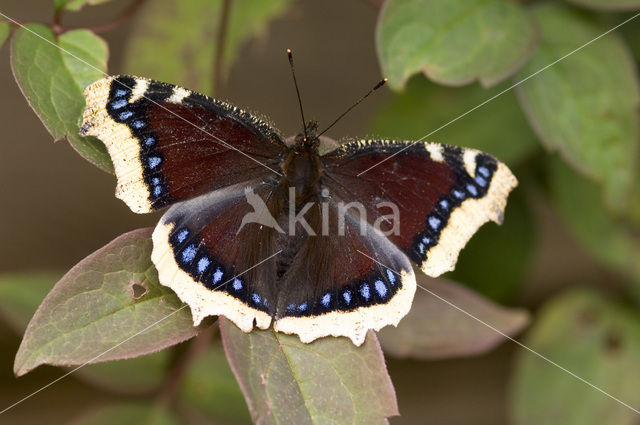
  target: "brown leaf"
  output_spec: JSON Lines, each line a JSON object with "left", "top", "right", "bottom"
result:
{"left": 379, "top": 275, "right": 529, "bottom": 360}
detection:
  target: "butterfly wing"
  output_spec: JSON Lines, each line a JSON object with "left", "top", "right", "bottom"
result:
{"left": 272, "top": 197, "right": 416, "bottom": 345}
{"left": 321, "top": 140, "right": 518, "bottom": 277}
{"left": 151, "top": 172, "right": 416, "bottom": 346}
{"left": 151, "top": 179, "right": 283, "bottom": 332}
{"left": 80, "top": 75, "right": 286, "bottom": 213}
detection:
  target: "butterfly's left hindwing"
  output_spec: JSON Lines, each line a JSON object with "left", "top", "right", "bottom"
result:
{"left": 151, "top": 180, "right": 281, "bottom": 332}
{"left": 322, "top": 140, "right": 518, "bottom": 277}
{"left": 80, "top": 75, "right": 286, "bottom": 213}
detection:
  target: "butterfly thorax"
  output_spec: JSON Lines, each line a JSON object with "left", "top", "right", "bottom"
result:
{"left": 275, "top": 120, "right": 321, "bottom": 207}
{"left": 280, "top": 145, "right": 322, "bottom": 208}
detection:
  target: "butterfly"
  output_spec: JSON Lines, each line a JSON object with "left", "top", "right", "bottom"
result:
{"left": 80, "top": 73, "right": 517, "bottom": 346}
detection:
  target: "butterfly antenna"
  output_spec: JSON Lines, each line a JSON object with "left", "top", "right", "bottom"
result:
{"left": 316, "top": 78, "right": 387, "bottom": 138}
{"left": 287, "top": 49, "right": 308, "bottom": 140}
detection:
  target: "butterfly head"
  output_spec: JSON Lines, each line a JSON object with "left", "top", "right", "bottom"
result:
{"left": 293, "top": 120, "right": 320, "bottom": 151}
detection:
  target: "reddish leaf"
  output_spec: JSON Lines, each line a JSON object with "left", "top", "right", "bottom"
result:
{"left": 379, "top": 275, "right": 529, "bottom": 359}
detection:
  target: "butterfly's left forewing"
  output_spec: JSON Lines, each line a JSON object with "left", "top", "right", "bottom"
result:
{"left": 81, "top": 75, "right": 286, "bottom": 213}
{"left": 322, "top": 140, "right": 518, "bottom": 277}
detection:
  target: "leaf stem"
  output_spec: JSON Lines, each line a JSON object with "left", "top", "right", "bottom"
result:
{"left": 6, "top": 0, "right": 146, "bottom": 35}
{"left": 212, "top": 0, "right": 233, "bottom": 97}
{"left": 51, "top": 8, "right": 63, "bottom": 35}
{"left": 83, "top": 0, "right": 147, "bottom": 34}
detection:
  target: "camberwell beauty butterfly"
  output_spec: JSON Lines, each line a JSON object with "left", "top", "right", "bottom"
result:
{"left": 79, "top": 68, "right": 517, "bottom": 346}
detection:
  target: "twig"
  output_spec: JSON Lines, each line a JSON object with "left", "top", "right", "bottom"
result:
{"left": 83, "top": 0, "right": 147, "bottom": 34}
{"left": 51, "top": 8, "right": 63, "bottom": 34}
{"left": 212, "top": 0, "right": 233, "bottom": 96}
{"left": 9, "top": 0, "right": 147, "bottom": 34}
{"left": 6, "top": 18, "right": 27, "bottom": 29}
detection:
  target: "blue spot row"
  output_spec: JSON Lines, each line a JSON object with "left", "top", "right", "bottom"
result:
{"left": 170, "top": 226, "right": 272, "bottom": 313}
{"left": 343, "top": 290, "right": 352, "bottom": 305}
{"left": 428, "top": 215, "right": 441, "bottom": 231}
{"left": 113, "top": 88, "right": 128, "bottom": 98}
{"left": 285, "top": 266, "right": 398, "bottom": 314}
{"left": 197, "top": 257, "right": 210, "bottom": 274}
{"left": 360, "top": 283, "right": 370, "bottom": 300}
{"left": 110, "top": 98, "right": 127, "bottom": 110}
{"left": 452, "top": 189, "right": 465, "bottom": 200}
{"left": 386, "top": 269, "right": 396, "bottom": 285}
{"left": 107, "top": 78, "right": 171, "bottom": 210}
{"left": 148, "top": 157, "right": 162, "bottom": 169}
{"left": 212, "top": 268, "right": 223, "bottom": 284}
{"left": 232, "top": 278, "right": 243, "bottom": 291}
{"left": 374, "top": 280, "right": 387, "bottom": 298}
{"left": 181, "top": 244, "right": 197, "bottom": 263}
{"left": 412, "top": 153, "right": 498, "bottom": 263}
{"left": 176, "top": 228, "right": 189, "bottom": 243}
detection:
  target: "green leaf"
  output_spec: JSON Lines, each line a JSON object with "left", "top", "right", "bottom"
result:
{"left": 0, "top": 272, "right": 170, "bottom": 394}
{"left": 0, "top": 20, "right": 10, "bottom": 48}
{"left": 511, "top": 290, "right": 640, "bottom": 425}
{"left": 14, "top": 228, "right": 202, "bottom": 376}
{"left": 549, "top": 158, "right": 640, "bottom": 279}
{"left": 566, "top": 0, "right": 640, "bottom": 11}
{"left": 516, "top": 4, "right": 640, "bottom": 211}
{"left": 378, "top": 276, "right": 529, "bottom": 360}
{"left": 70, "top": 403, "right": 179, "bottom": 425}
{"left": 0, "top": 272, "right": 58, "bottom": 334}
{"left": 371, "top": 76, "right": 539, "bottom": 168}
{"left": 180, "top": 342, "right": 251, "bottom": 425}
{"left": 124, "top": 0, "right": 291, "bottom": 95}
{"left": 10, "top": 24, "right": 113, "bottom": 173}
{"left": 376, "top": 0, "right": 537, "bottom": 89}
{"left": 450, "top": 189, "right": 534, "bottom": 302}
{"left": 54, "top": 0, "right": 113, "bottom": 12}
{"left": 220, "top": 319, "right": 399, "bottom": 425}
